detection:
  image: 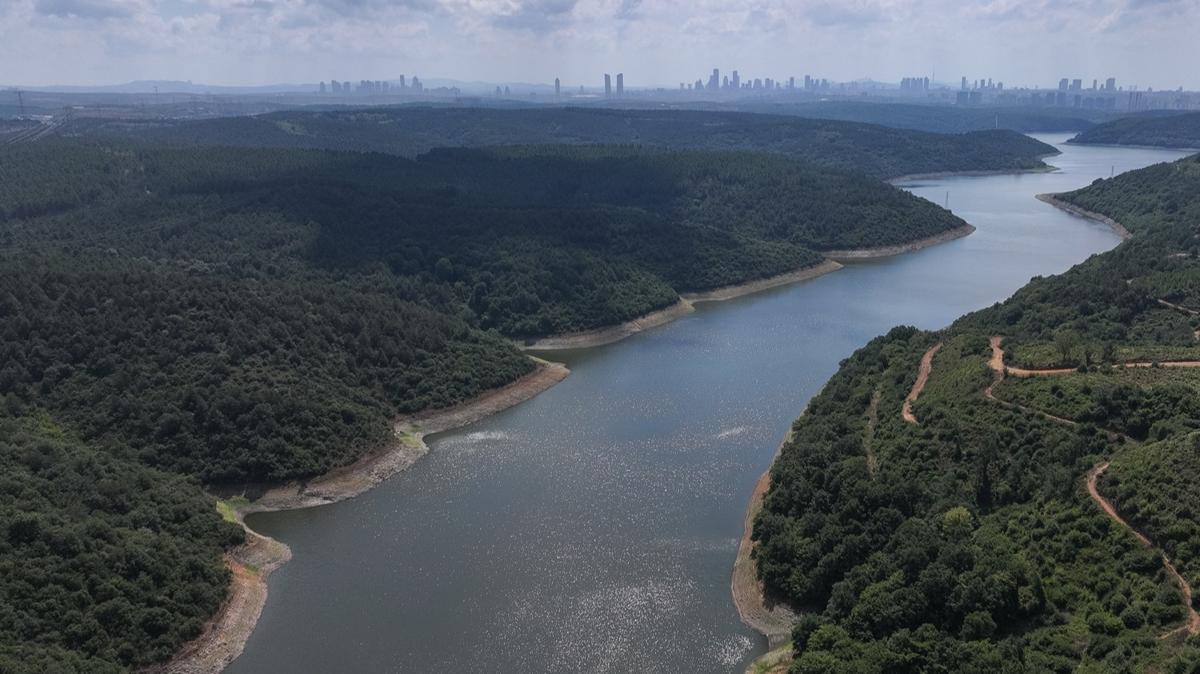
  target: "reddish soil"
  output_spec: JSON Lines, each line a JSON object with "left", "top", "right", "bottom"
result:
{"left": 902, "top": 343, "right": 942, "bottom": 424}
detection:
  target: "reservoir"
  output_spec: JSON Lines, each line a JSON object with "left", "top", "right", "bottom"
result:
{"left": 227, "top": 135, "right": 1192, "bottom": 673}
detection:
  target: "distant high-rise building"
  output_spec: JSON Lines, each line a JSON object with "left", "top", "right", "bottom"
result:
{"left": 788, "top": 76, "right": 795, "bottom": 89}
{"left": 399, "top": 75, "right": 406, "bottom": 89}
{"left": 495, "top": 85, "right": 502, "bottom": 96}
{"left": 1070, "top": 78, "right": 1082, "bottom": 91}
{"left": 708, "top": 68, "right": 720, "bottom": 90}
{"left": 732, "top": 71, "right": 740, "bottom": 89}
{"left": 554, "top": 77, "right": 560, "bottom": 97}
{"left": 616, "top": 73, "right": 624, "bottom": 96}
{"left": 1059, "top": 78, "right": 1069, "bottom": 91}
{"left": 604, "top": 73, "right": 612, "bottom": 97}
{"left": 961, "top": 76, "right": 968, "bottom": 90}
{"left": 412, "top": 76, "right": 422, "bottom": 91}
{"left": 723, "top": 75, "right": 730, "bottom": 89}
{"left": 694, "top": 79, "right": 704, "bottom": 90}
{"left": 319, "top": 81, "right": 326, "bottom": 94}
{"left": 504, "top": 85, "right": 511, "bottom": 96}
{"left": 806, "top": 75, "right": 814, "bottom": 90}
{"left": 1105, "top": 77, "right": 1116, "bottom": 91}
{"left": 1092, "top": 78, "right": 1098, "bottom": 90}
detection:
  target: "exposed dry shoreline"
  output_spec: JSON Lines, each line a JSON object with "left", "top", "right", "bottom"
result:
{"left": 681, "top": 259, "right": 844, "bottom": 303}
{"left": 167, "top": 186, "right": 985, "bottom": 673}
{"left": 150, "top": 360, "right": 568, "bottom": 674}
{"left": 823, "top": 224, "right": 976, "bottom": 260}
{"left": 887, "top": 161, "right": 1058, "bottom": 184}
{"left": 522, "top": 225, "right": 978, "bottom": 352}
{"left": 1036, "top": 193, "right": 1132, "bottom": 239}
{"left": 732, "top": 449, "right": 798, "bottom": 651}
{"left": 518, "top": 298, "right": 697, "bottom": 351}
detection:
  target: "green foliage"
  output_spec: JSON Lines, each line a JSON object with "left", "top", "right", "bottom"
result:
{"left": 0, "top": 417, "right": 241, "bottom": 672}
{"left": 758, "top": 152, "right": 1200, "bottom": 670}
{"left": 70, "top": 107, "right": 1058, "bottom": 179}
{"left": 1070, "top": 112, "right": 1200, "bottom": 149}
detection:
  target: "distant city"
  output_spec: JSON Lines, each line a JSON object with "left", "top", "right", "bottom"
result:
{"left": 309, "top": 68, "right": 1198, "bottom": 112}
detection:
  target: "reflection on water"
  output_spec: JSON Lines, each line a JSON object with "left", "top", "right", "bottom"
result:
{"left": 228, "top": 136, "right": 1192, "bottom": 674}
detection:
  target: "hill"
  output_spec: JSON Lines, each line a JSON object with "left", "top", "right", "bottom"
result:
{"left": 1069, "top": 111, "right": 1200, "bottom": 149}
{"left": 0, "top": 136, "right": 988, "bottom": 670}
{"left": 616, "top": 101, "right": 1108, "bottom": 134}
{"left": 70, "top": 107, "right": 1057, "bottom": 180}
{"left": 752, "top": 153, "right": 1200, "bottom": 671}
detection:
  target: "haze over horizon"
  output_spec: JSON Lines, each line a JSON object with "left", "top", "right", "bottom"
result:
{"left": 2, "top": 0, "right": 1199, "bottom": 91}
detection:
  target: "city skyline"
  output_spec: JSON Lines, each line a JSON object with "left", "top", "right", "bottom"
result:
{"left": 2, "top": 1, "right": 1200, "bottom": 91}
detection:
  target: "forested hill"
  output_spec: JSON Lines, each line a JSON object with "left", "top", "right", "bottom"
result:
{"left": 70, "top": 107, "right": 1057, "bottom": 179}
{"left": 753, "top": 153, "right": 1200, "bottom": 671}
{"left": 0, "top": 139, "right": 969, "bottom": 485}
{"left": 0, "top": 136, "right": 980, "bottom": 671}
{"left": 609, "top": 101, "right": 1108, "bottom": 134}
{"left": 1069, "top": 111, "right": 1200, "bottom": 148}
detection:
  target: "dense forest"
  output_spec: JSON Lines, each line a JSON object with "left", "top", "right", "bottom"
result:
{"left": 753, "top": 152, "right": 1200, "bottom": 671}
{"left": 1069, "top": 111, "right": 1200, "bottom": 149}
{"left": 0, "top": 133, "right": 997, "bottom": 670}
{"left": 67, "top": 107, "right": 1057, "bottom": 179}
{"left": 607, "top": 101, "right": 1110, "bottom": 134}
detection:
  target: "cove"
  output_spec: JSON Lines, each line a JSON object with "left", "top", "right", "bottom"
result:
{"left": 225, "top": 135, "right": 1192, "bottom": 674}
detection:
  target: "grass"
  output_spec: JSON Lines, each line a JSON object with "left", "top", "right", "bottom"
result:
{"left": 747, "top": 642, "right": 793, "bottom": 674}
{"left": 215, "top": 496, "right": 251, "bottom": 524}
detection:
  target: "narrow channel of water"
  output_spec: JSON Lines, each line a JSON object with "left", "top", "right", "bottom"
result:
{"left": 228, "top": 135, "right": 1191, "bottom": 674}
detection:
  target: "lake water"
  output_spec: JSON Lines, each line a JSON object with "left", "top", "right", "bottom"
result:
{"left": 227, "top": 136, "right": 1192, "bottom": 674}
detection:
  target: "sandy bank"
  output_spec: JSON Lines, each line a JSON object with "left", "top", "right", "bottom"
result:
{"left": 157, "top": 359, "right": 568, "bottom": 674}
{"left": 247, "top": 359, "right": 570, "bottom": 513}
{"left": 141, "top": 530, "right": 291, "bottom": 674}
{"left": 888, "top": 161, "right": 1057, "bottom": 184}
{"left": 1036, "top": 193, "right": 1131, "bottom": 239}
{"left": 823, "top": 225, "right": 976, "bottom": 261}
{"left": 519, "top": 261, "right": 846, "bottom": 350}
{"left": 681, "top": 260, "right": 844, "bottom": 303}
{"left": 732, "top": 436, "right": 798, "bottom": 650}
{"left": 518, "top": 299, "right": 696, "bottom": 351}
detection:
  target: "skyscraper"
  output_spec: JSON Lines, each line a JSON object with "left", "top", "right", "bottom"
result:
{"left": 604, "top": 73, "right": 612, "bottom": 97}
{"left": 708, "top": 68, "right": 719, "bottom": 90}
{"left": 961, "top": 76, "right": 967, "bottom": 90}
{"left": 554, "top": 77, "right": 560, "bottom": 97}
{"left": 732, "top": 71, "right": 740, "bottom": 89}
{"left": 616, "top": 73, "right": 624, "bottom": 96}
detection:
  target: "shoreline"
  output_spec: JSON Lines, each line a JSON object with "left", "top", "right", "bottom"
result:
{"left": 680, "top": 259, "right": 843, "bottom": 303}
{"left": 888, "top": 162, "right": 1058, "bottom": 185}
{"left": 518, "top": 298, "right": 696, "bottom": 351}
{"left": 732, "top": 458, "right": 798, "bottom": 651}
{"left": 822, "top": 224, "right": 976, "bottom": 261}
{"left": 1065, "top": 139, "right": 1200, "bottom": 153}
{"left": 166, "top": 168, "right": 994, "bottom": 673}
{"left": 1036, "top": 193, "right": 1132, "bottom": 239}
{"left": 152, "top": 359, "right": 569, "bottom": 674}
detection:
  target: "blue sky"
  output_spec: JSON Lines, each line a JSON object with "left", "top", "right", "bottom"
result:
{"left": 2, "top": 0, "right": 1197, "bottom": 89}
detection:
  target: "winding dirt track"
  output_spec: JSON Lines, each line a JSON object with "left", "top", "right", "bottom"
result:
{"left": 989, "top": 336, "right": 1198, "bottom": 639}
{"left": 902, "top": 343, "right": 942, "bottom": 424}
{"left": 1087, "top": 463, "right": 1200, "bottom": 638}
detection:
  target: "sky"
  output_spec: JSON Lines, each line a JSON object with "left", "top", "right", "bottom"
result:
{"left": 1, "top": 0, "right": 1198, "bottom": 90}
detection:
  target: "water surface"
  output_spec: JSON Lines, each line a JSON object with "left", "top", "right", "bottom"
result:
{"left": 229, "top": 136, "right": 1191, "bottom": 673}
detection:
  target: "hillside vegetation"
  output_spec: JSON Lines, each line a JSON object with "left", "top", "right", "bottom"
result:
{"left": 631, "top": 101, "right": 1108, "bottom": 134}
{"left": 0, "top": 134, "right": 994, "bottom": 670}
{"left": 70, "top": 107, "right": 1057, "bottom": 179}
{"left": 753, "top": 153, "right": 1200, "bottom": 671}
{"left": 1069, "top": 112, "right": 1200, "bottom": 149}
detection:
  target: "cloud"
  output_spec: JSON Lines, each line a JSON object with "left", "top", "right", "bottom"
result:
{"left": 34, "top": 0, "right": 144, "bottom": 19}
